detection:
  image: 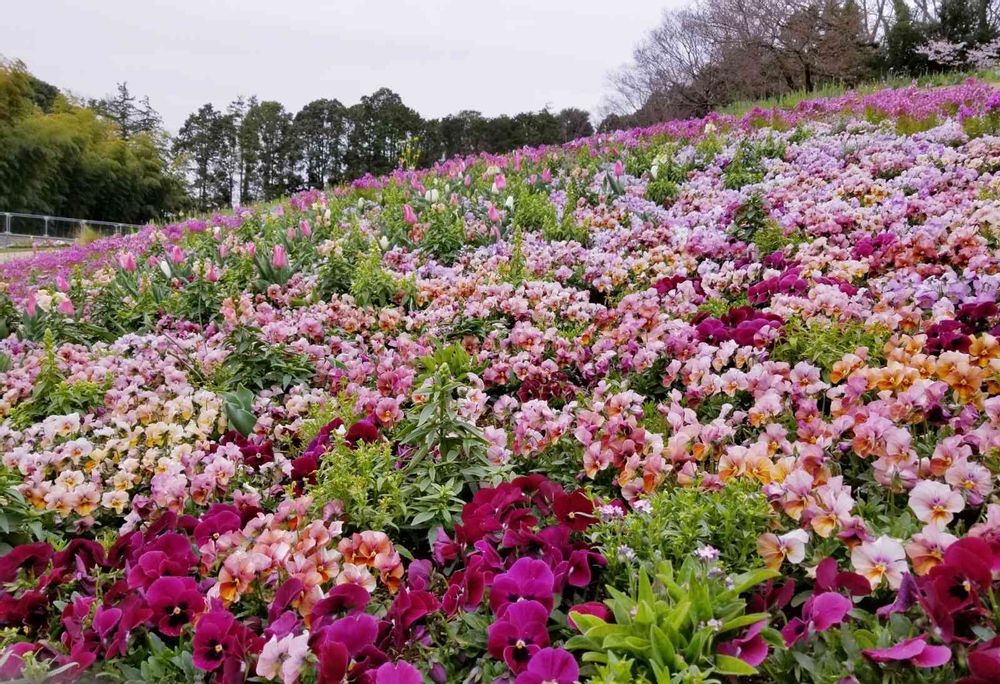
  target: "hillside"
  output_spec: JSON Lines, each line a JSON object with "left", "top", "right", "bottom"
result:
{"left": 2, "top": 79, "right": 1000, "bottom": 682}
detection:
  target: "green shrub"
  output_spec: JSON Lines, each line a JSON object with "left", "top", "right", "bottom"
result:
{"left": 645, "top": 177, "right": 679, "bottom": 206}
{"left": 752, "top": 223, "right": 803, "bottom": 256}
{"left": 730, "top": 194, "right": 771, "bottom": 243}
{"left": 769, "top": 316, "right": 890, "bottom": 377}
{"left": 309, "top": 440, "right": 404, "bottom": 532}
{"left": 421, "top": 206, "right": 465, "bottom": 264}
{"left": 723, "top": 138, "right": 784, "bottom": 190}
{"left": 351, "top": 244, "right": 398, "bottom": 308}
{"left": 8, "top": 330, "right": 110, "bottom": 430}
{"left": 513, "top": 189, "right": 558, "bottom": 234}
{"left": 213, "top": 326, "right": 314, "bottom": 394}
{"left": 567, "top": 560, "right": 778, "bottom": 682}
{"left": 590, "top": 480, "right": 772, "bottom": 586}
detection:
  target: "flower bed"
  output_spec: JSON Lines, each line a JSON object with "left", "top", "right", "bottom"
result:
{"left": 3, "top": 80, "right": 1000, "bottom": 682}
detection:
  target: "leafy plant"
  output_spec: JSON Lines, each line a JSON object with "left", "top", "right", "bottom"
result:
{"left": 213, "top": 326, "right": 314, "bottom": 394}
{"left": 309, "top": 440, "right": 404, "bottom": 532}
{"left": 351, "top": 243, "right": 398, "bottom": 308}
{"left": 769, "top": 316, "right": 890, "bottom": 377}
{"left": 396, "top": 347, "right": 503, "bottom": 537}
{"left": 730, "top": 193, "right": 771, "bottom": 244}
{"left": 8, "top": 330, "right": 110, "bottom": 430}
{"left": 220, "top": 386, "right": 257, "bottom": 437}
{"left": 590, "top": 481, "right": 773, "bottom": 585}
{"left": 646, "top": 177, "right": 679, "bottom": 206}
{"left": 513, "top": 189, "right": 558, "bottom": 234}
{"left": 567, "top": 559, "right": 778, "bottom": 682}
{"left": 421, "top": 205, "right": 465, "bottom": 264}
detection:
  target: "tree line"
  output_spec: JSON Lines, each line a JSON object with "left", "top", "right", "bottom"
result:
{"left": 603, "top": 0, "right": 1000, "bottom": 129}
{"left": 0, "top": 61, "right": 186, "bottom": 223}
{"left": 0, "top": 58, "right": 594, "bottom": 220}
{"left": 172, "top": 91, "right": 594, "bottom": 211}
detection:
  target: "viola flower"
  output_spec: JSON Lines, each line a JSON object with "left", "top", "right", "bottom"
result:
{"left": 905, "top": 525, "right": 957, "bottom": 575}
{"left": 757, "top": 529, "right": 809, "bottom": 570}
{"left": 781, "top": 592, "right": 853, "bottom": 647}
{"left": 514, "top": 647, "right": 579, "bottom": 684}
{"left": 863, "top": 635, "right": 951, "bottom": 668}
{"left": 486, "top": 600, "right": 551, "bottom": 673}
{"left": 908, "top": 480, "right": 964, "bottom": 527}
{"left": 552, "top": 489, "right": 597, "bottom": 531}
{"left": 851, "top": 536, "right": 907, "bottom": 589}
{"left": 256, "top": 631, "right": 311, "bottom": 684}
{"left": 373, "top": 661, "right": 423, "bottom": 684}
{"left": 962, "top": 637, "right": 1000, "bottom": 684}
{"left": 717, "top": 620, "right": 769, "bottom": 667}
{"left": 489, "top": 557, "right": 556, "bottom": 615}
{"left": 192, "top": 608, "right": 260, "bottom": 674}
{"left": 344, "top": 419, "right": 379, "bottom": 447}
{"left": 146, "top": 575, "right": 206, "bottom": 637}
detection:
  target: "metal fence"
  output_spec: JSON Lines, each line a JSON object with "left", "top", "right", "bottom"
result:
{"left": 1, "top": 212, "right": 143, "bottom": 241}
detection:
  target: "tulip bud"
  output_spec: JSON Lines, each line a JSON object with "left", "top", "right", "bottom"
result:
{"left": 118, "top": 252, "right": 137, "bottom": 272}
{"left": 271, "top": 245, "right": 289, "bottom": 270}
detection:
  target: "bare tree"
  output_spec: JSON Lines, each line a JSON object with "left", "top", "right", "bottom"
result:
{"left": 606, "top": 0, "right": 876, "bottom": 126}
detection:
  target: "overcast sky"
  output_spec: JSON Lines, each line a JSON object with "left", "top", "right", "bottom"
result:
{"left": 7, "top": 0, "right": 679, "bottom": 131}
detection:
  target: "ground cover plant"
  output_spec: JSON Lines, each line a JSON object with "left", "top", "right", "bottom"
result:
{"left": 5, "top": 79, "right": 1000, "bottom": 682}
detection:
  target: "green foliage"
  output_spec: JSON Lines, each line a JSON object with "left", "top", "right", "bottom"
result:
{"left": 421, "top": 205, "right": 465, "bottom": 264}
{"left": 111, "top": 633, "right": 197, "bottom": 684}
{"left": 645, "top": 177, "right": 679, "bottom": 207}
{"left": 730, "top": 194, "right": 771, "bottom": 244}
{"left": 894, "top": 114, "right": 939, "bottom": 136}
{"left": 567, "top": 560, "right": 778, "bottom": 682}
{"left": 351, "top": 243, "right": 397, "bottom": 307}
{"left": 770, "top": 316, "right": 890, "bottom": 377}
{"left": 309, "top": 440, "right": 404, "bottom": 532}
{"left": 723, "top": 138, "right": 784, "bottom": 190}
{"left": 513, "top": 189, "right": 558, "bottom": 234}
{"left": 591, "top": 481, "right": 773, "bottom": 585}
{"left": 317, "top": 245, "right": 355, "bottom": 297}
{"left": 397, "top": 348, "right": 505, "bottom": 537}
{"left": 220, "top": 386, "right": 257, "bottom": 437}
{"left": 213, "top": 326, "right": 314, "bottom": 394}
{"left": 0, "top": 61, "right": 185, "bottom": 223}
{"left": 501, "top": 225, "right": 528, "bottom": 285}
{"left": 752, "top": 223, "right": 803, "bottom": 256}
{"left": 8, "top": 330, "right": 109, "bottom": 430}
{"left": 0, "top": 290, "right": 19, "bottom": 339}
{"left": 962, "top": 112, "right": 1000, "bottom": 138}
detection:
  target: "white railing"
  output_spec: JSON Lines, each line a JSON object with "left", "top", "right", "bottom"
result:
{"left": 0, "top": 212, "right": 143, "bottom": 241}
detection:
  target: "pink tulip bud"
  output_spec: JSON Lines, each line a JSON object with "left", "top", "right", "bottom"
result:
{"left": 542, "top": 168, "right": 552, "bottom": 183}
{"left": 488, "top": 205, "right": 501, "bottom": 223}
{"left": 218, "top": 244, "right": 228, "bottom": 259}
{"left": 614, "top": 160, "right": 624, "bottom": 177}
{"left": 25, "top": 293, "right": 37, "bottom": 317}
{"left": 286, "top": 226, "right": 297, "bottom": 242}
{"left": 271, "top": 244, "right": 289, "bottom": 270}
{"left": 494, "top": 174, "right": 507, "bottom": 191}
{"left": 299, "top": 220, "right": 312, "bottom": 237}
{"left": 245, "top": 243, "right": 256, "bottom": 257}
{"left": 56, "top": 274, "right": 70, "bottom": 292}
{"left": 58, "top": 298, "right": 75, "bottom": 316}
{"left": 168, "top": 245, "right": 185, "bottom": 265}
{"left": 464, "top": 175, "right": 472, "bottom": 187}
{"left": 403, "top": 204, "right": 418, "bottom": 225}
{"left": 205, "top": 264, "right": 220, "bottom": 282}
{"left": 118, "top": 252, "right": 137, "bottom": 272}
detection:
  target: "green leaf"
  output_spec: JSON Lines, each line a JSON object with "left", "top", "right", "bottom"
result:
{"left": 714, "top": 654, "right": 758, "bottom": 676}
{"left": 719, "top": 613, "right": 769, "bottom": 633}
